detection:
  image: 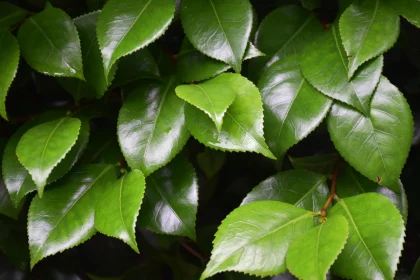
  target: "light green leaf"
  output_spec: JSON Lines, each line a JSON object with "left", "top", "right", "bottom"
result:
{"left": 300, "top": 24, "right": 383, "bottom": 115}
{"left": 0, "top": 30, "right": 19, "bottom": 120}
{"left": 241, "top": 169, "right": 329, "bottom": 213}
{"left": 186, "top": 73, "right": 275, "bottom": 159}
{"left": 28, "top": 164, "right": 117, "bottom": 269}
{"left": 329, "top": 193, "right": 405, "bottom": 280}
{"left": 249, "top": 5, "right": 323, "bottom": 82}
{"left": 289, "top": 153, "right": 339, "bottom": 175}
{"left": 385, "top": 0, "right": 420, "bottom": 28}
{"left": 339, "top": 0, "right": 400, "bottom": 79}
{"left": 258, "top": 55, "right": 332, "bottom": 158}
{"left": 176, "top": 74, "right": 238, "bottom": 132}
{"left": 197, "top": 148, "right": 226, "bottom": 179}
{"left": 97, "top": 0, "right": 175, "bottom": 78}
{"left": 95, "top": 170, "right": 145, "bottom": 253}
{"left": 286, "top": 215, "right": 349, "bottom": 280}
{"left": 138, "top": 156, "right": 198, "bottom": 240}
{"left": 16, "top": 117, "right": 81, "bottom": 197}
{"left": 181, "top": 0, "right": 253, "bottom": 73}
{"left": 327, "top": 76, "right": 413, "bottom": 186}
{"left": 117, "top": 76, "right": 189, "bottom": 176}
{"left": 0, "top": 2, "right": 27, "bottom": 28}
{"left": 201, "top": 201, "right": 316, "bottom": 279}
{"left": 336, "top": 164, "right": 408, "bottom": 223}
{"left": 17, "top": 6, "right": 84, "bottom": 80}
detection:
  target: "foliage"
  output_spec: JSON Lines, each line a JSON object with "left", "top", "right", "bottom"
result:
{"left": 0, "top": 0, "right": 419, "bottom": 279}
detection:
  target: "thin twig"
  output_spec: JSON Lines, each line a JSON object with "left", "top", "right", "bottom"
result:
{"left": 181, "top": 241, "right": 207, "bottom": 263}
{"left": 321, "top": 159, "right": 343, "bottom": 218}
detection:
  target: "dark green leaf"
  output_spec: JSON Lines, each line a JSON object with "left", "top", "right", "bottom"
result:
{"left": 301, "top": 0, "right": 321, "bottom": 10}
{"left": 0, "top": 176, "right": 23, "bottom": 220}
{"left": 329, "top": 193, "right": 405, "bottom": 280}
{"left": 138, "top": 156, "right": 198, "bottom": 240}
{"left": 412, "top": 257, "right": 420, "bottom": 280}
{"left": 117, "top": 77, "right": 190, "bottom": 176}
{"left": 201, "top": 201, "right": 316, "bottom": 279}
{"left": 28, "top": 164, "right": 117, "bottom": 268}
{"left": 327, "top": 76, "right": 413, "bottom": 186}
{"left": 186, "top": 73, "right": 275, "bottom": 159}
{"left": 80, "top": 129, "right": 122, "bottom": 165}
{"left": 0, "top": 30, "right": 19, "bottom": 120}
{"left": 17, "top": 6, "right": 84, "bottom": 79}
{"left": 241, "top": 169, "right": 329, "bottom": 213}
{"left": 197, "top": 148, "right": 226, "bottom": 179}
{"left": 258, "top": 55, "right": 332, "bottom": 158}
{"left": 289, "top": 153, "right": 339, "bottom": 175}
{"left": 300, "top": 24, "right": 383, "bottom": 115}
{"left": 181, "top": 0, "right": 253, "bottom": 73}
{"left": 0, "top": 2, "right": 27, "bottom": 28}
{"left": 385, "top": 0, "right": 420, "bottom": 28}
{"left": 0, "top": 215, "right": 29, "bottom": 271}
{"left": 97, "top": 0, "right": 175, "bottom": 78}
{"left": 339, "top": 0, "right": 400, "bottom": 78}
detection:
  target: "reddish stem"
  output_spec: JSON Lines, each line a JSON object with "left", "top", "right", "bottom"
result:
{"left": 321, "top": 159, "right": 343, "bottom": 218}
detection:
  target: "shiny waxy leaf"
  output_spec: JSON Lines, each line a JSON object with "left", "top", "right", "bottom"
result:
{"left": 201, "top": 201, "right": 316, "bottom": 279}
{"left": 0, "top": 30, "right": 19, "bottom": 120}
{"left": 185, "top": 73, "right": 275, "bottom": 159}
{"left": 28, "top": 164, "right": 117, "bottom": 268}
{"left": 138, "top": 156, "right": 198, "bottom": 240}
{"left": 258, "top": 55, "right": 332, "bottom": 158}
{"left": 97, "top": 0, "right": 175, "bottom": 78}
{"left": 286, "top": 215, "right": 349, "bottom": 280}
{"left": 289, "top": 153, "right": 339, "bottom": 175}
{"left": 249, "top": 5, "right": 323, "bottom": 81}
{"left": 300, "top": 24, "right": 383, "bottom": 115}
{"left": 339, "top": 0, "right": 400, "bottom": 79}
{"left": 0, "top": 2, "right": 27, "bottom": 27}
{"left": 118, "top": 77, "right": 189, "bottom": 176}
{"left": 327, "top": 77, "right": 413, "bottom": 186}
{"left": 16, "top": 117, "right": 81, "bottom": 196}
{"left": 181, "top": 0, "right": 253, "bottom": 73}
{"left": 95, "top": 170, "right": 145, "bottom": 253}
{"left": 385, "top": 0, "right": 420, "bottom": 28}
{"left": 241, "top": 169, "right": 329, "bottom": 213}
{"left": 176, "top": 74, "right": 238, "bottom": 132}
{"left": 17, "top": 6, "right": 84, "bottom": 79}
{"left": 329, "top": 193, "right": 405, "bottom": 280}
{"left": 0, "top": 177, "right": 23, "bottom": 220}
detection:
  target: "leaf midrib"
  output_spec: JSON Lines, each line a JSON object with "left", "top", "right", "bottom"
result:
{"left": 39, "top": 118, "right": 67, "bottom": 171}
{"left": 293, "top": 178, "right": 326, "bottom": 208}
{"left": 193, "top": 84, "right": 218, "bottom": 121}
{"left": 209, "top": 0, "right": 235, "bottom": 62}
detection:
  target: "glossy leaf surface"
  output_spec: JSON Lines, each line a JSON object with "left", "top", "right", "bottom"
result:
{"left": 95, "top": 170, "right": 145, "bottom": 253}
{"left": 328, "top": 77, "right": 413, "bottom": 186}
{"left": 0, "top": 178, "right": 22, "bottom": 220}
{"left": 339, "top": 0, "right": 400, "bottom": 78}
{"left": 138, "top": 156, "right": 198, "bottom": 240}
{"left": 176, "top": 74, "right": 237, "bottom": 132}
{"left": 97, "top": 0, "right": 175, "bottom": 77}
{"left": 242, "top": 169, "right": 329, "bottom": 213}
{"left": 181, "top": 0, "right": 253, "bottom": 73}
{"left": 28, "top": 164, "right": 117, "bottom": 268}
{"left": 385, "top": 0, "right": 420, "bottom": 28}
{"left": 17, "top": 6, "right": 84, "bottom": 79}
{"left": 0, "top": 30, "right": 19, "bottom": 120}
{"left": 201, "top": 201, "right": 315, "bottom": 279}
{"left": 300, "top": 24, "right": 383, "bottom": 115}
{"left": 0, "top": 2, "right": 27, "bottom": 27}
{"left": 16, "top": 117, "right": 81, "bottom": 196}
{"left": 258, "top": 55, "right": 332, "bottom": 158}
{"left": 118, "top": 77, "right": 189, "bottom": 176}
{"left": 329, "top": 193, "right": 405, "bottom": 280}
{"left": 186, "top": 73, "right": 275, "bottom": 159}
{"left": 286, "top": 215, "right": 349, "bottom": 280}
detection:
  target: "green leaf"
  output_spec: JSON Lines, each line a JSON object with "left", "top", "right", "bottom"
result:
{"left": 249, "top": 5, "right": 323, "bottom": 82}
{"left": 95, "top": 170, "right": 145, "bottom": 253}
{"left": 241, "top": 169, "right": 329, "bottom": 213}
{"left": 300, "top": 24, "right": 383, "bottom": 115}
{"left": 301, "top": 0, "right": 321, "bottom": 10}
{"left": 117, "top": 77, "right": 190, "bottom": 176}
{"left": 0, "top": 2, "right": 27, "bottom": 28}
{"left": 258, "top": 55, "right": 332, "bottom": 158}
{"left": 412, "top": 257, "right": 420, "bottom": 280}
{"left": 0, "top": 30, "right": 19, "bottom": 120}
{"left": 327, "top": 76, "right": 413, "bottom": 186}
{"left": 339, "top": 0, "right": 400, "bottom": 79}
{"left": 385, "top": 0, "right": 420, "bottom": 28}
{"left": 329, "top": 193, "right": 405, "bottom": 280}
{"left": 286, "top": 215, "right": 349, "bottom": 280}
{"left": 181, "top": 0, "right": 253, "bottom": 73}
{"left": 176, "top": 74, "right": 238, "bottom": 132}
{"left": 186, "top": 73, "right": 275, "bottom": 159}
{"left": 0, "top": 215, "right": 29, "bottom": 271}
{"left": 201, "top": 201, "right": 316, "bottom": 279}
{"left": 289, "top": 153, "right": 339, "bottom": 175}
{"left": 197, "top": 148, "right": 226, "bottom": 179}
{"left": 97, "top": 0, "right": 175, "bottom": 78}
{"left": 336, "top": 164, "right": 408, "bottom": 223}
{"left": 138, "top": 156, "right": 198, "bottom": 240}
{"left": 80, "top": 129, "right": 122, "bottom": 165}
{"left": 28, "top": 164, "right": 117, "bottom": 268}
{"left": 17, "top": 6, "right": 84, "bottom": 80}
{"left": 0, "top": 177, "right": 23, "bottom": 220}
{"left": 16, "top": 117, "right": 81, "bottom": 197}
